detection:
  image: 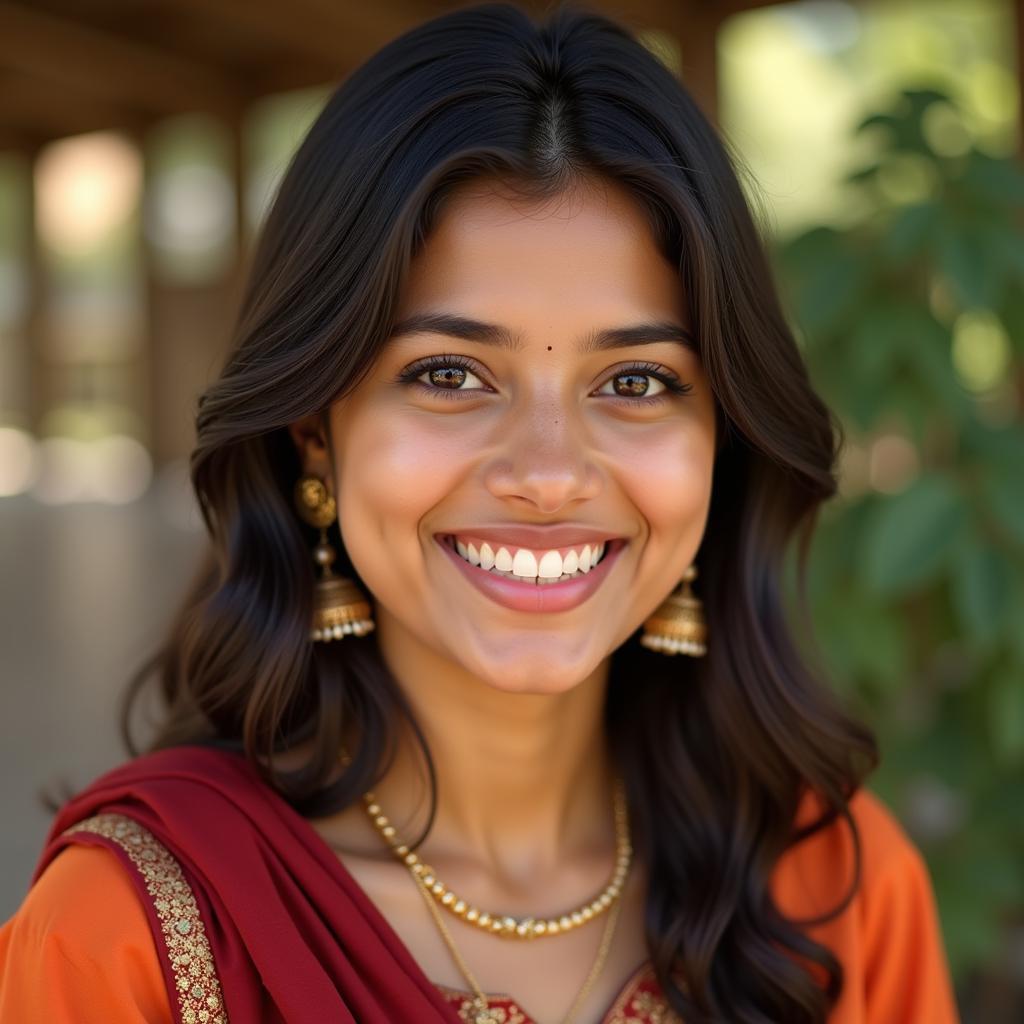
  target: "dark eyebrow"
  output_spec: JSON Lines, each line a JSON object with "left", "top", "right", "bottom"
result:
{"left": 388, "top": 312, "right": 696, "bottom": 352}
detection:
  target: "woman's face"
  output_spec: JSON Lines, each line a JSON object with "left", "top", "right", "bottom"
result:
{"left": 312, "top": 177, "right": 716, "bottom": 695}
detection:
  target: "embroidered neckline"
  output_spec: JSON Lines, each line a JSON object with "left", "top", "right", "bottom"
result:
{"left": 62, "top": 812, "right": 228, "bottom": 1024}
{"left": 432, "top": 957, "right": 652, "bottom": 1003}
{"left": 435, "top": 959, "right": 680, "bottom": 1023}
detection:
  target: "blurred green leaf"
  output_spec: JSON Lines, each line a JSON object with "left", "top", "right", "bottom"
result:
{"left": 960, "top": 150, "right": 1024, "bottom": 206}
{"left": 982, "top": 463, "right": 1024, "bottom": 547}
{"left": 861, "top": 477, "right": 967, "bottom": 593}
{"left": 812, "top": 587, "right": 911, "bottom": 693}
{"left": 984, "top": 222, "right": 1024, "bottom": 283}
{"left": 988, "top": 665, "right": 1024, "bottom": 767}
{"left": 938, "top": 225, "right": 1001, "bottom": 308}
{"left": 880, "top": 202, "right": 940, "bottom": 263}
{"left": 855, "top": 90, "right": 952, "bottom": 157}
{"left": 856, "top": 112, "right": 901, "bottom": 135}
{"left": 844, "top": 163, "right": 881, "bottom": 185}
{"left": 952, "top": 544, "right": 1013, "bottom": 648}
{"left": 777, "top": 226, "right": 869, "bottom": 337}
{"left": 933, "top": 834, "right": 1024, "bottom": 974}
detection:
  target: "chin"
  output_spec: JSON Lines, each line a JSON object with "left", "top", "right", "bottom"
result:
{"left": 470, "top": 657, "right": 601, "bottom": 696}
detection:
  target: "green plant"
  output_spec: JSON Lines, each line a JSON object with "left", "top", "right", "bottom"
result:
{"left": 774, "top": 88, "right": 1024, "bottom": 984}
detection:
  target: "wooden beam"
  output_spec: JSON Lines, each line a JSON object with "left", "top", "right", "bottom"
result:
{"left": 246, "top": 61, "right": 342, "bottom": 96}
{"left": 0, "top": 128, "right": 44, "bottom": 153}
{"left": 0, "top": 1, "right": 244, "bottom": 117}
{"left": 286, "top": 0, "right": 427, "bottom": 42}
{"left": 164, "top": 0, "right": 382, "bottom": 71}
{"left": 0, "top": 70, "right": 149, "bottom": 140}
{"left": 223, "top": 0, "right": 445, "bottom": 99}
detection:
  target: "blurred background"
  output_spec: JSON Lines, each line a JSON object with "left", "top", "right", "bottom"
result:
{"left": 0, "top": 0, "right": 1021, "bottom": 1018}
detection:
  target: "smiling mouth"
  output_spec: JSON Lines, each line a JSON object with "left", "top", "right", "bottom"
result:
{"left": 439, "top": 534, "right": 624, "bottom": 585}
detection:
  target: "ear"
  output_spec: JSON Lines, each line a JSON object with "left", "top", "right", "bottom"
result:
{"left": 287, "top": 410, "right": 333, "bottom": 483}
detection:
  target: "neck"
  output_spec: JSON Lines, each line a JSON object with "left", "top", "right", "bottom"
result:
{"left": 366, "top": 608, "right": 617, "bottom": 875}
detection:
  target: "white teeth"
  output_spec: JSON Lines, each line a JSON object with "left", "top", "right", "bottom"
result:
{"left": 478, "top": 541, "right": 495, "bottom": 570}
{"left": 449, "top": 536, "right": 612, "bottom": 581}
{"left": 511, "top": 548, "right": 538, "bottom": 578}
{"left": 537, "top": 550, "right": 563, "bottom": 578}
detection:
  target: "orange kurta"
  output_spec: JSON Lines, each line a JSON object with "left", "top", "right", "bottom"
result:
{"left": 0, "top": 786, "right": 960, "bottom": 1023}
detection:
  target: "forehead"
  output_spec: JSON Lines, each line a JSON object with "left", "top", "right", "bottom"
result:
{"left": 397, "top": 177, "right": 687, "bottom": 325}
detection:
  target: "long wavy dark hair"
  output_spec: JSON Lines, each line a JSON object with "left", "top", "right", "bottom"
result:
{"left": 120, "top": 3, "right": 879, "bottom": 1020}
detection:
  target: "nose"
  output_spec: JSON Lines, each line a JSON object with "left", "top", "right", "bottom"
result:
{"left": 483, "top": 398, "right": 602, "bottom": 514}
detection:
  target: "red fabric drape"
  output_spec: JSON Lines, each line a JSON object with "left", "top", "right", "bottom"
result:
{"left": 34, "top": 745, "right": 462, "bottom": 1024}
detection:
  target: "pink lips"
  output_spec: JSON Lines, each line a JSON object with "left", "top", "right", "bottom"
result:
{"left": 436, "top": 534, "right": 626, "bottom": 613}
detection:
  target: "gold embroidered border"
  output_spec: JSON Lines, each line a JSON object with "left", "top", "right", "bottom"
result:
{"left": 62, "top": 812, "right": 227, "bottom": 1024}
{"left": 439, "top": 990, "right": 530, "bottom": 1024}
{"left": 604, "top": 964, "right": 682, "bottom": 1024}
{"left": 435, "top": 964, "right": 679, "bottom": 1024}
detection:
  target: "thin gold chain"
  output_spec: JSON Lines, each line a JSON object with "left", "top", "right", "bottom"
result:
{"left": 363, "top": 778, "right": 632, "bottom": 940}
{"left": 412, "top": 856, "right": 626, "bottom": 1024}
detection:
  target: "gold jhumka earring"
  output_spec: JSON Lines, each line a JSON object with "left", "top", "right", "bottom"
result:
{"left": 293, "top": 475, "right": 375, "bottom": 643}
{"left": 639, "top": 564, "right": 707, "bottom": 656}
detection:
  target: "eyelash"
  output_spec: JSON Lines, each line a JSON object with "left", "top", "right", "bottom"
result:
{"left": 394, "top": 353, "right": 694, "bottom": 407}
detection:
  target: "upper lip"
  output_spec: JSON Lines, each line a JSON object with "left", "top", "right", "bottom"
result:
{"left": 436, "top": 525, "right": 625, "bottom": 549}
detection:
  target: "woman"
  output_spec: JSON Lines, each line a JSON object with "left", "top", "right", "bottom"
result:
{"left": 0, "top": 3, "right": 959, "bottom": 1022}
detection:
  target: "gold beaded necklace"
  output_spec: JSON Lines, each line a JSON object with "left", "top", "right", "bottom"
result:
{"left": 411, "top": 857, "right": 625, "bottom": 1024}
{"left": 363, "top": 778, "right": 632, "bottom": 1024}
{"left": 361, "top": 778, "right": 632, "bottom": 940}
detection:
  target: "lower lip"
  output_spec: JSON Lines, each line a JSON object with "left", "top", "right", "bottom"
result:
{"left": 435, "top": 535, "right": 627, "bottom": 613}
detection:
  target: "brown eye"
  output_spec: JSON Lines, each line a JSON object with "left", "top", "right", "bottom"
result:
{"left": 397, "top": 355, "right": 489, "bottom": 396}
{"left": 426, "top": 366, "right": 469, "bottom": 388}
{"left": 598, "top": 373, "right": 667, "bottom": 399}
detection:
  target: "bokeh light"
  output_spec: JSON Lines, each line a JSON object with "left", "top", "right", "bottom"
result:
{"left": 869, "top": 433, "right": 921, "bottom": 494}
{"left": 952, "top": 309, "right": 1012, "bottom": 392}
{"left": 29, "top": 434, "right": 152, "bottom": 505}
{"left": 148, "top": 163, "right": 234, "bottom": 255}
{"left": 35, "top": 133, "right": 141, "bottom": 257}
{"left": 0, "top": 427, "right": 39, "bottom": 496}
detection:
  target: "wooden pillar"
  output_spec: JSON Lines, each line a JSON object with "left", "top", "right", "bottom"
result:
{"left": 225, "top": 104, "right": 250, "bottom": 326}
{"left": 0, "top": 149, "right": 32, "bottom": 429}
{"left": 136, "top": 123, "right": 159, "bottom": 460}
{"left": 24, "top": 140, "right": 50, "bottom": 438}
{"left": 675, "top": 7, "right": 724, "bottom": 127}
{"left": 639, "top": 1, "right": 724, "bottom": 126}
{"left": 229, "top": 107, "right": 248, "bottom": 266}
{"left": 139, "top": 106, "right": 250, "bottom": 467}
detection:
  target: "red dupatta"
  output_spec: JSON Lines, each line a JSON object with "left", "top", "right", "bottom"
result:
{"left": 33, "top": 744, "right": 464, "bottom": 1024}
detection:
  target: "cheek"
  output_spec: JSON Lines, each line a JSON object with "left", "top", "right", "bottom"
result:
{"left": 611, "top": 421, "right": 715, "bottom": 540}
{"left": 331, "top": 404, "right": 473, "bottom": 550}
